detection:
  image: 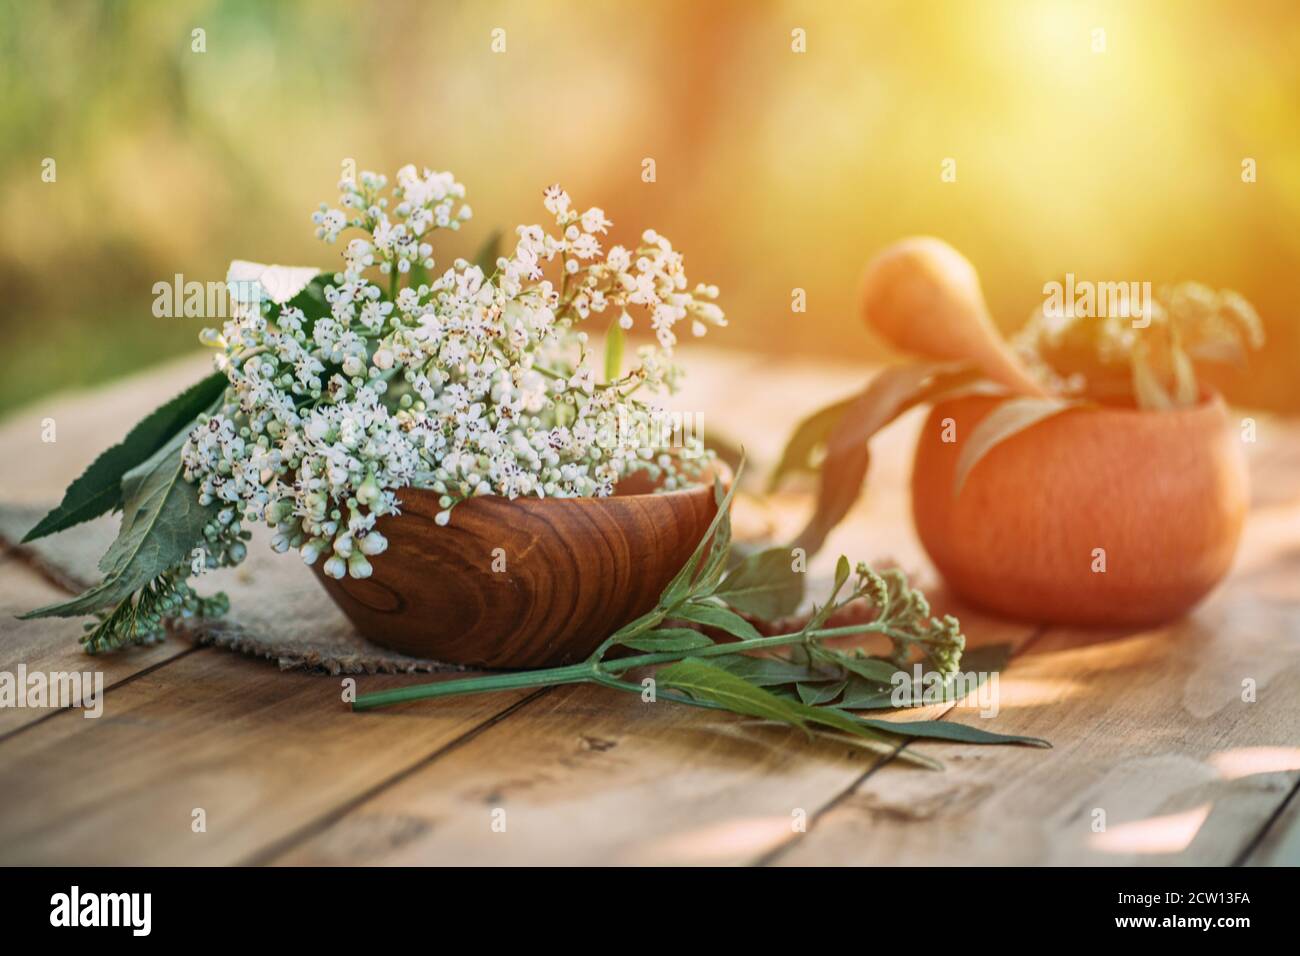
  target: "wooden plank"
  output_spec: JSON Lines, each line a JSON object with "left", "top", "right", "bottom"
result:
{"left": 0, "top": 553, "right": 190, "bottom": 738}
{"left": 769, "top": 501, "right": 1300, "bottom": 866}
{"left": 0, "top": 353, "right": 213, "bottom": 506}
{"left": 4, "top": 352, "right": 1295, "bottom": 867}
{"left": 268, "top": 599, "right": 1036, "bottom": 866}
{"left": 1243, "top": 783, "right": 1300, "bottom": 866}
{"left": 0, "top": 650, "right": 535, "bottom": 865}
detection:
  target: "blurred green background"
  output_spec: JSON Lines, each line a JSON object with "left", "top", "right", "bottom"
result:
{"left": 2, "top": 0, "right": 1297, "bottom": 415}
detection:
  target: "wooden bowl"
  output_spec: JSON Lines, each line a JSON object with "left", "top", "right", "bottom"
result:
{"left": 312, "top": 473, "right": 720, "bottom": 668}
{"left": 911, "top": 391, "right": 1248, "bottom": 627}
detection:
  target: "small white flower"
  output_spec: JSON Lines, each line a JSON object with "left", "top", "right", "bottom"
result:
{"left": 199, "top": 162, "right": 723, "bottom": 584}
{"left": 581, "top": 207, "right": 611, "bottom": 234}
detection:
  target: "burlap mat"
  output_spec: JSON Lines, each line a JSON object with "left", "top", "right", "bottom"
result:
{"left": 0, "top": 504, "right": 465, "bottom": 675}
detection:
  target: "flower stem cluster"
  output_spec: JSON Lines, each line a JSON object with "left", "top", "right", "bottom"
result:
{"left": 185, "top": 166, "right": 724, "bottom": 579}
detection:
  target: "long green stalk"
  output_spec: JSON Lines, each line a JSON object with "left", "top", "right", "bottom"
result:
{"left": 351, "top": 622, "right": 888, "bottom": 711}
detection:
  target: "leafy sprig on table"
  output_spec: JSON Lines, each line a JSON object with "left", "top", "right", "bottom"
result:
{"left": 18, "top": 275, "right": 342, "bottom": 650}
{"left": 18, "top": 368, "right": 242, "bottom": 651}
{"left": 353, "top": 464, "right": 1048, "bottom": 764}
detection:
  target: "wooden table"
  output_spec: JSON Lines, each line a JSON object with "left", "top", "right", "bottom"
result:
{"left": 1, "top": 350, "right": 1297, "bottom": 866}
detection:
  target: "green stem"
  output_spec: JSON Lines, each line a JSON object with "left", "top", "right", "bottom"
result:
{"left": 351, "top": 621, "right": 891, "bottom": 711}
{"left": 351, "top": 660, "right": 594, "bottom": 711}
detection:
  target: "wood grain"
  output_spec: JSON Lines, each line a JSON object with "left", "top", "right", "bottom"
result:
{"left": 0, "top": 553, "right": 188, "bottom": 738}
{"left": 314, "top": 478, "right": 718, "bottom": 668}
{"left": 0, "top": 649, "right": 537, "bottom": 865}
{"left": 770, "top": 489, "right": 1300, "bottom": 865}
{"left": 0, "top": 351, "right": 1296, "bottom": 866}
{"left": 273, "top": 603, "right": 1039, "bottom": 866}
{"left": 1244, "top": 784, "right": 1300, "bottom": 866}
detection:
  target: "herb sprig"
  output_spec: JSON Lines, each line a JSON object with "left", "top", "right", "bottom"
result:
{"left": 353, "top": 463, "right": 1049, "bottom": 763}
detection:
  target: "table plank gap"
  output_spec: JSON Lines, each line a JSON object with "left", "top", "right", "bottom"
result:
{"left": 1237, "top": 775, "right": 1300, "bottom": 866}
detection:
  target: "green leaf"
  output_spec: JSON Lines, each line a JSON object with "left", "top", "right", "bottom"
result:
{"left": 953, "top": 396, "right": 1077, "bottom": 496}
{"left": 22, "top": 430, "right": 216, "bottom": 619}
{"left": 603, "top": 318, "right": 625, "bottom": 383}
{"left": 959, "top": 643, "right": 1013, "bottom": 673}
{"left": 853, "top": 716, "right": 1050, "bottom": 748}
{"left": 284, "top": 273, "right": 334, "bottom": 323}
{"left": 839, "top": 644, "right": 1012, "bottom": 710}
{"left": 786, "top": 702, "right": 941, "bottom": 768}
{"left": 797, "top": 679, "right": 847, "bottom": 705}
{"left": 705, "top": 431, "right": 746, "bottom": 478}
{"left": 794, "top": 363, "right": 991, "bottom": 555}
{"left": 707, "top": 653, "right": 830, "bottom": 686}
{"left": 657, "top": 658, "right": 811, "bottom": 732}
{"left": 473, "top": 229, "right": 503, "bottom": 276}
{"left": 671, "top": 602, "right": 761, "bottom": 641}
{"left": 660, "top": 464, "right": 742, "bottom": 606}
{"left": 838, "top": 674, "right": 897, "bottom": 709}
{"left": 22, "top": 372, "right": 227, "bottom": 543}
{"left": 712, "top": 546, "right": 804, "bottom": 619}
{"left": 767, "top": 395, "right": 856, "bottom": 491}
{"left": 619, "top": 628, "right": 714, "bottom": 652}
{"left": 826, "top": 652, "right": 900, "bottom": 684}
{"left": 692, "top": 475, "right": 735, "bottom": 594}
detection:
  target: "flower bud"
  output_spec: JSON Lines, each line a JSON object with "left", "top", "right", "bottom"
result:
{"left": 348, "top": 552, "right": 373, "bottom": 579}
{"left": 356, "top": 473, "right": 382, "bottom": 507}
{"left": 300, "top": 538, "right": 326, "bottom": 565}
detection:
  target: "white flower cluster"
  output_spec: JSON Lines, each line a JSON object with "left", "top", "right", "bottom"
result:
{"left": 184, "top": 165, "right": 724, "bottom": 579}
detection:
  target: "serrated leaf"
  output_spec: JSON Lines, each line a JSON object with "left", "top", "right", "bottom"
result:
{"left": 619, "top": 628, "right": 714, "bottom": 652}
{"left": 657, "top": 658, "right": 811, "bottom": 732}
{"left": 794, "top": 363, "right": 990, "bottom": 554}
{"left": 713, "top": 546, "right": 804, "bottom": 619}
{"left": 22, "top": 372, "right": 227, "bottom": 543}
{"left": 953, "top": 396, "right": 1077, "bottom": 496}
{"left": 671, "top": 602, "right": 761, "bottom": 641}
{"left": 473, "top": 229, "right": 503, "bottom": 276}
{"left": 604, "top": 318, "right": 625, "bottom": 383}
{"left": 22, "top": 430, "right": 216, "bottom": 619}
